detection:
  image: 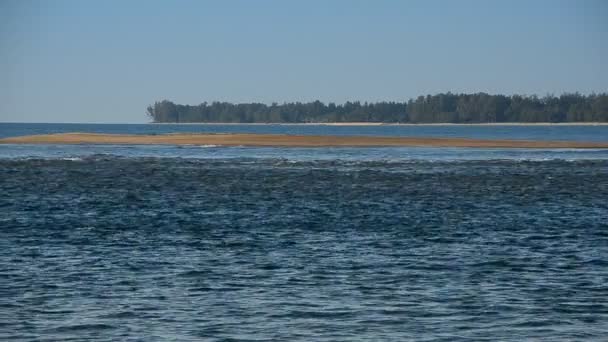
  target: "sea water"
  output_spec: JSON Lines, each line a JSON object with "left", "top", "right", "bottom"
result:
{"left": 1, "top": 124, "right": 607, "bottom": 341}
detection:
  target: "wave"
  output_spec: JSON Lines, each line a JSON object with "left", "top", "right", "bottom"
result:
{"left": 2, "top": 155, "right": 607, "bottom": 172}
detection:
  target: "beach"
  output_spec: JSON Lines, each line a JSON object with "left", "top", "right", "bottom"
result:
{"left": 2, "top": 132, "right": 608, "bottom": 148}
{"left": 149, "top": 122, "right": 608, "bottom": 126}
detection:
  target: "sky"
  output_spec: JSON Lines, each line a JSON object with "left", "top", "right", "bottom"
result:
{"left": 1, "top": 0, "right": 607, "bottom": 123}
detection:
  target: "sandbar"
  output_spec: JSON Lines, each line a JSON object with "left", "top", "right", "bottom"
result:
{"left": 1, "top": 132, "right": 608, "bottom": 148}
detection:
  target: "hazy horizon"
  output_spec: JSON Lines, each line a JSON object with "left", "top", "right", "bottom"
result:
{"left": 2, "top": 0, "right": 607, "bottom": 123}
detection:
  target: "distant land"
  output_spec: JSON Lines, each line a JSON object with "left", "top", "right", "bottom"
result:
{"left": 147, "top": 92, "right": 608, "bottom": 124}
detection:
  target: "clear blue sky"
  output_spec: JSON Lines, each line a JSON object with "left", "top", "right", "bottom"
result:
{"left": 1, "top": 0, "right": 607, "bottom": 123}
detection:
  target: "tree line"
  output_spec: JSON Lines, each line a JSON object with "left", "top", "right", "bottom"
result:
{"left": 147, "top": 92, "right": 608, "bottom": 123}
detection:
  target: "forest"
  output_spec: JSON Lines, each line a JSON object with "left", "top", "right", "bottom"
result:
{"left": 147, "top": 93, "right": 608, "bottom": 123}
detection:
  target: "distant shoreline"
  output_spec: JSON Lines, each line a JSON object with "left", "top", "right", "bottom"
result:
{"left": 1, "top": 122, "right": 607, "bottom": 126}
{"left": 149, "top": 122, "right": 608, "bottom": 126}
{"left": 2, "top": 132, "right": 608, "bottom": 148}
{"left": 146, "top": 94, "right": 608, "bottom": 124}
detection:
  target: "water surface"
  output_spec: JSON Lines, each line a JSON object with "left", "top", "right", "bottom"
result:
{"left": 1, "top": 123, "right": 607, "bottom": 341}
{"left": 2, "top": 156, "right": 607, "bottom": 341}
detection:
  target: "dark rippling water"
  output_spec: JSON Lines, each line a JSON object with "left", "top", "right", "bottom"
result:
{"left": 1, "top": 156, "right": 607, "bottom": 341}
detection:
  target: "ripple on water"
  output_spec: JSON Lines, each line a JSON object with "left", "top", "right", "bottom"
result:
{"left": 0, "top": 157, "right": 607, "bottom": 341}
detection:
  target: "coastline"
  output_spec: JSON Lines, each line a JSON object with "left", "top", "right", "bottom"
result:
{"left": 2, "top": 132, "right": 608, "bottom": 148}
{"left": 148, "top": 122, "right": 608, "bottom": 126}
{"left": 2, "top": 122, "right": 607, "bottom": 126}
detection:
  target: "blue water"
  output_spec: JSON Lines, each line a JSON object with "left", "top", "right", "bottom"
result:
{"left": 1, "top": 123, "right": 608, "bottom": 161}
{"left": 1, "top": 123, "right": 607, "bottom": 341}
{"left": 2, "top": 143, "right": 608, "bottom": 162}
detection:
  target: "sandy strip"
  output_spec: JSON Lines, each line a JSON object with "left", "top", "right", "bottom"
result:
{"left": 150, "top": 122, "right": 608, "bottom": 126}
{"left": 1, "top": 132, "right": 608, "bottom": 148}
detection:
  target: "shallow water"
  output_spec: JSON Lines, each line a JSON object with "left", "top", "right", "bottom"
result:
{"left": 2, "top": 143, "right": 608, "bottom": 162}
{"left": 2, "top": 156, "right": 607, "bottom": 341}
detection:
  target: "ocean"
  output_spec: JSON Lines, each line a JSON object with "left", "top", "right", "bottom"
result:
{"left": 1, "top": 123, "right": 607, "bottom": 341}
